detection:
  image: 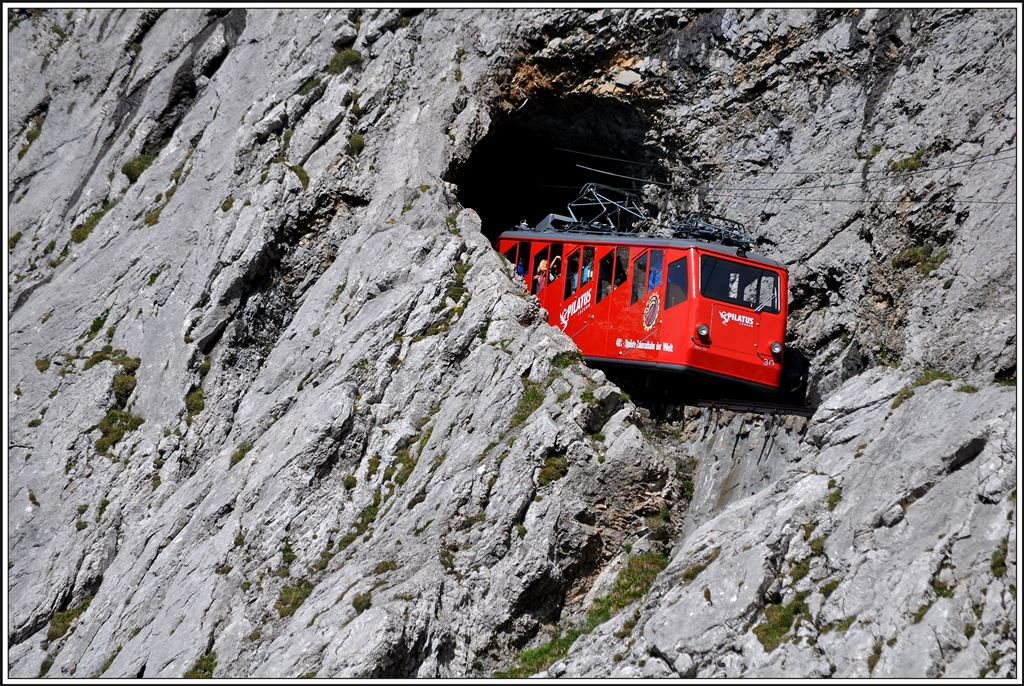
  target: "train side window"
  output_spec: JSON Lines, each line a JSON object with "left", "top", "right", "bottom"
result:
{"left": 563, "top": 249, "right": 581, "bottom": 300}
{"left": 613, "top": 247, "right": 629, "bottom": 289}
{"left": 581, "top": 246, "right": 595, "bottom": 285}
{"left": 647, "top": 250, "right": 664, "bottom": 292}
{"left": 549, "top": 244, "right": 564, "bottom": 281}
{"left": 597, "top": 251, "right": 614, "bottom": 302}
{"left": 516, "top": 241, "right": 531, "bottom": 278}
{"left": 665, "top": 257, "right": 688, "bottom": 309}
{"left": 503, "top": 244, "right": 517, "bottom": 263}
{"left": 631, "top": 251, "right": 648, "bottom": 305}
{"left": 531, "top": 246, "right": 549, "bottom": 295}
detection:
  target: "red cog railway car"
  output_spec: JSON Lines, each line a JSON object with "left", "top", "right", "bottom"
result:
{"left": 497, "top": 230, "right": 789, "bottom": 391}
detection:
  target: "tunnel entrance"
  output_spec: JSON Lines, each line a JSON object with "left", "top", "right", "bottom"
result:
{"left": 447, "top": 93, "right": 665, "bottom": 243}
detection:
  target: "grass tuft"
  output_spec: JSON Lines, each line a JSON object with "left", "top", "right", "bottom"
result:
{"left": 511, "top": 380, "right": 544, "bottom": 427}
{"left": 326, "top": 49, "right": 361, "bottom": 74}
{"left": 352, "top": 591, "right": 372, "bottom": 613}
{"left": 752, "top": 591, "right": 810, "bottom": 653}
{"left": 348, "top": 132, "right": 365, "bottom": 155}
{"left": 229, "top": 442, "right": 253, "bottom": 468}
{"left": 991, "top": 538, "right": 1008, "bottom": 578}
{"left": 121, "top": 154, "right": 156, "bottom": 184}
{"left": 183, "top": 650, "right": 216, "bottom": 679}
{"left": 494, "top": 551, "right": 667, "bottom": 678}
{"left": 538, "top": 453, "right": 568, "bottom": 486}
{"left": 887, "top": 146, "right": 927, "bottom": 172}
{"left": 46, "top": 594, "right": 94, "bottom": 643}
{"left": 275, "top": 578, "right": 315, "bottom": 617}
{"left": 71, "top": 200, "right": 119, "bottom": 243}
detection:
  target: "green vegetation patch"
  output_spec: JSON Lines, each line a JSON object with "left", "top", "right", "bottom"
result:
{"left": 339, "top": 489, "right": 383, "bottom": 550}
{"left": 752, "top": 591, "right": 810, "bottom": 653}
{"left": 348, "top": 132, "right": 365, "bottom": 155}
{"left": 46, "top": 594, "right": 94, "bottom": 643}
{"left": 511, "top": 380, "right": 545, "bottom": 427}
{"left": 121, "top": 154, "right": 156, "bottom": 184}
{"left": 183, "top": 650, "right": 217, "bottom": 678}
{"left": 71, "top": 200, "right": 119, "bottom": 243}
{"left": 372, "top": 559, "right": 398, "bottom": 575}
{"left": 827, "top": 486, "right": 844, "bottom": 512}
{"left": 494, "top": 551, "right": 667, "bottom": 678}
{"left": 867, "top": 639, "right": 883, "bottom": 673}
{"left": 352, "top": 591, "right": 372, "bottom": 613}
{"left": 891, "top": 244, "right": 949, "bottom": 275}
{"left": 229, "top": 441, "right": 253, "bottom": 468}
{"left": 681, "top": 548, "right": 720, "bottom": 585}
{"left": 991, "top": 538, "right": 1008, "bottom": 578}
{"left": 892, "top": 369, "right": 956, "bottom": 409}
{"left": 95, "top": 408, "right": 145, "bottom": 453}
{"left": 35, "top": 357, "right": 50, "bottom": 373}
{"left": 298, "top": 76, "right": 321, "bottom": 96}
{"left": 538, "top": 453, "right": 568, "bottom": 486}
{"left": 185, "top": 386, "right": 205, "bottom": 424}
{"left": 326, "top": 49, "right": 361, "bottom": 74}
{"left": 551, "top": 351, "right": 581, "bottom": 368}
{"left": 821, "top": 614, "right": 858, "bottom": 633}
{"left": 276, "top": 578, "right": 315, "bottom": 617}
{"left": 220, "top": 195, "right": 234, "bottom": 212}
{"left": 789, "top": 556, "right": 811, "bottom": 584}
{"left": 888, "top": 146, "right": 927, "bottom": 172}
{"left": 288, "top": 165, "right": 309, "bottom": 190}
{"left": 18, "top": 114, "right": 45, "bottom": 159}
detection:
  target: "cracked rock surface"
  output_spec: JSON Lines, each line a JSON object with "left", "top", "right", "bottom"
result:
{"left": 7, "top": 7, "right": 1016, "bottom": 679}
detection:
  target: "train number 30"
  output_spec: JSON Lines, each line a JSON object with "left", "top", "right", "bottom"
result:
{"left": 762, "top": 359, "right": 775, "bottom": 366}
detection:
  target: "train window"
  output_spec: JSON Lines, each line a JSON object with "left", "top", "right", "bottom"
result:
{"left": 699, "top": 255, "right": 780, "bottom": 313}
{"left": 597, "top": 251, "right": 614, "bottom": 302}
{"left": 531, "top": 246, "right": 549, "bottom": 295}
{"left": 564, "top": 249, "right": 581, "bottom": 299}
{"left": 631, "top": 251, "right": 648, "bottom": 305}
{"left": 581, "top": 246, "right": 595, "bottom": 285}
{"left": 647, "top": 250, "right": 664, "bottom": 292}
{"left": 549, "top": 244, "right": 564, "bottom": 281}
{"left": 613, "top": 247, "right": 629, "bottom": 289}
{"left": 665, "top": 257, "right": 688, "bottom": 309}
{"left": 516, "top": 241, "right": 531, "bottom": 278}
{"left": 503, "top": 245, "right": 517, "bottom": 263}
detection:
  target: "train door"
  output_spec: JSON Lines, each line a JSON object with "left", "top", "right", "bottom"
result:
{"left": 558, "top": 244, "right": 596, "bottom": 341}
{"left": 623, "top": 249, "right": 665, "bottom": 362}
{"left": 662, "top": 252, "right": 691, "bottom": 363}
{"left": 589, "top": 245, "right": 629, "bottom": 360}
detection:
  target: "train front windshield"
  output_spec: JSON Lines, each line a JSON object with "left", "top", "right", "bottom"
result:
{"left": 699, "top": 255, "right": 780, "bottom": 314}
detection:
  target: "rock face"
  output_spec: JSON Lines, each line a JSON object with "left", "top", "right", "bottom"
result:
{"left": 6, "top": 7, "right": 1016, "bottom": 679}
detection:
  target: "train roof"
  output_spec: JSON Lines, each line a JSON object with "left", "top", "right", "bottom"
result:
{"left": 496, "top": 229, "right": 786, "bottom": 269}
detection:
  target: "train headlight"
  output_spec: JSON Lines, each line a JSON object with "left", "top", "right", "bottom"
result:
{"left": 770, "top": 341, "right": 783, "bottom": 355}
{"left": 697, "top": 323, "right": 710, "bottom": 339}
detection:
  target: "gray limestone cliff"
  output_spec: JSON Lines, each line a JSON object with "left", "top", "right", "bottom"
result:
{"left": 6, "top": 7, "right": 1017, "bottom": 679}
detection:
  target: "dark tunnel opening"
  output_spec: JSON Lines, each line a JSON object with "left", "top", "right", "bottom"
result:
{"left": 446, "top": 93, "right": 666, "bottom": 244}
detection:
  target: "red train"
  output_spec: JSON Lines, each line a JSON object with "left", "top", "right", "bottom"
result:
{"left": 497, "top": 230, "right": 789, "bottom": 390}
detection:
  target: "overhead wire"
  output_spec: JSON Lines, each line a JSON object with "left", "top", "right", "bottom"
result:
{"left": 706, "top": 152, "right": 1017, "bottom": 192}
{"left": 559, "top": 151, "right": 1017, "bottom": 208}
{"left": 552, "top": 144, "right": 1017, "bottom": 177}
{"left": 704, "top": 193, "right": 1016, "bottom": 206}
